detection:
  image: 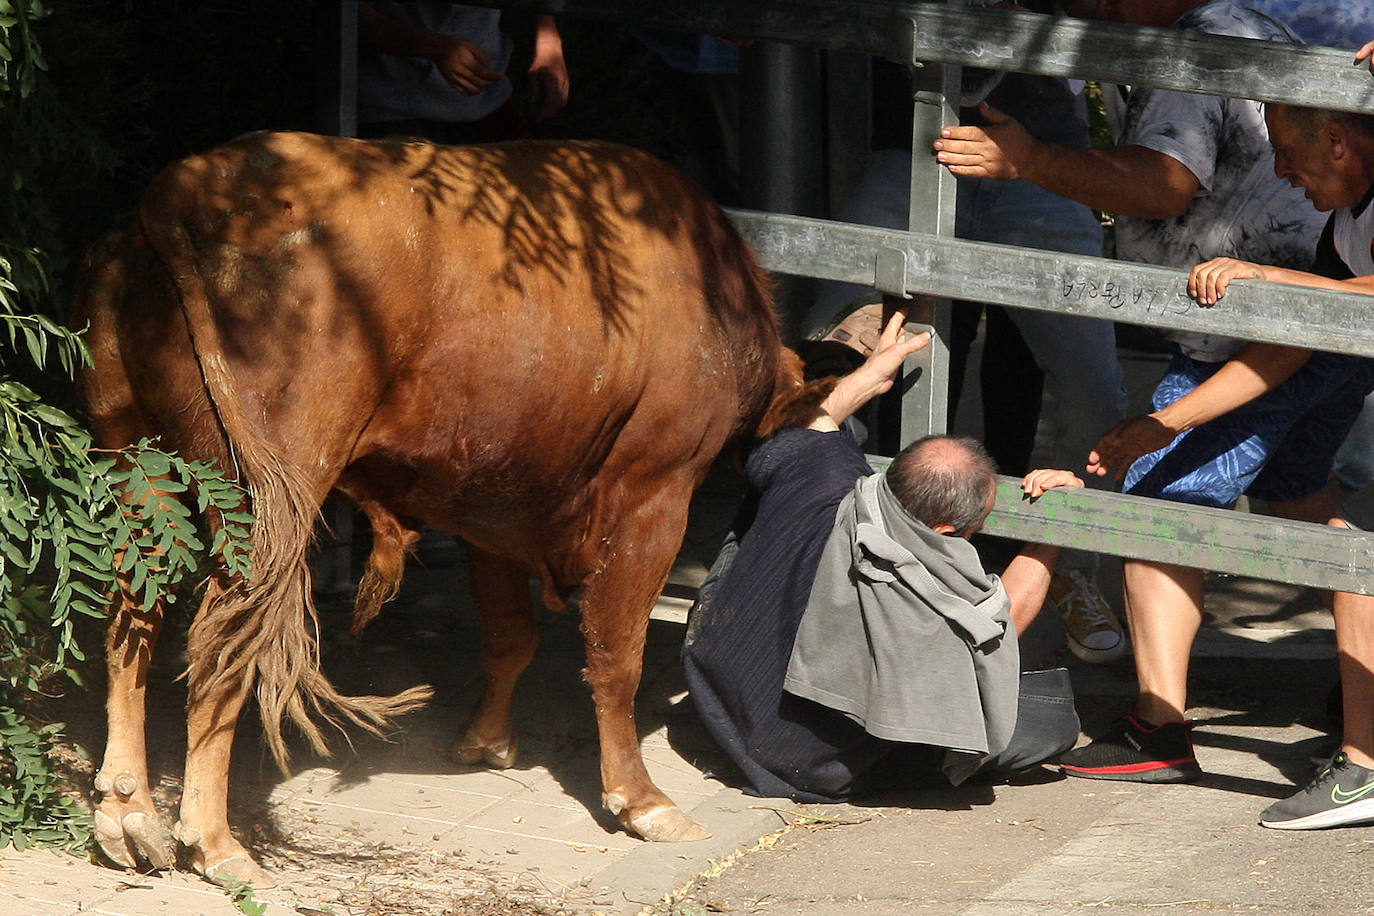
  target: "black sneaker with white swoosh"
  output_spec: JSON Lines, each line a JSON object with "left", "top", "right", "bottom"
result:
{"left": 1260, "top": 752, "right": 1374, "bottom": 830}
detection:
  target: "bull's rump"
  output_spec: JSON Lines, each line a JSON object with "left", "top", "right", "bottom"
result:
{"left": 86, "top": 131, "right": 782, "bottom": 552}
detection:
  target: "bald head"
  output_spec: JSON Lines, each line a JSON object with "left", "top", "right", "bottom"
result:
{"left": 886, "top": 435, "right": 998, "bottom": 535}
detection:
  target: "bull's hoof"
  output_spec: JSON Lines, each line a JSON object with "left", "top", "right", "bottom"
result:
{"left": 93, "top": 809, "right": 174, "bottom": 870}
{"left": 610, "top": 798, "right": 712, "bottom": 843}
{"left": 121, "top": 812, "right": 174, "bottom": 869}
{"left": 203, "top": 853, "right": 277, "bottom": 890}
{"left": 93, "top": 810, "right": 137, "bottom": 869}
{"left": 450, "top": 732, "right": 518, "bottom": 769}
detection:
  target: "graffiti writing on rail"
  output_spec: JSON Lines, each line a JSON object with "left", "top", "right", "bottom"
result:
{"left": 1060, "top": 275, "right": 1193, "bottom": 317}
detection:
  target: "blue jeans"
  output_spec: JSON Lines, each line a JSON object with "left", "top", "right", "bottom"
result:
{"left": 979, "top": 667, "right": 1080, "bottom": 774}
{"left": 859, "top": 667, "right": 1081, "bottom": 790}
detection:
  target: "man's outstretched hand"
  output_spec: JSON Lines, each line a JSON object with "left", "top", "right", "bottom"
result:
{"left": 818, "top": 307, "right": 931, "bottom": 425}
{"left": 1086, "top": 414, "right": 1177, "bottom": 480}
{"left": 933, "top": 102, "right": 1037, "bottom": 180}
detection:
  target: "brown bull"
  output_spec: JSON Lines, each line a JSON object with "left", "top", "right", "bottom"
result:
{"left": 76, "top": 131, "right": 802, "bottom": 887}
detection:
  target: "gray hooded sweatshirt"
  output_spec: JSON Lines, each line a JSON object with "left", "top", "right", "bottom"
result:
{"left": 784, "top": 472, "right": 1020, "bottom": 784}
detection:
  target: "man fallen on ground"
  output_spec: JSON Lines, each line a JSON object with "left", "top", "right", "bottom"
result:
{"left": 931, "top": 0, "right": 1347, "bottom": 782}
{"left": 681, "top": 307, "right": 1082, "bottom": 802}
{"left": 1088, "top": 102, "right": 1374, "bottom": 825}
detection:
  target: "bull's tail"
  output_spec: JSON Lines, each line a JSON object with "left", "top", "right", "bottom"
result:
{"left": 140, "top": 157, "right": 429, "bottom": 772}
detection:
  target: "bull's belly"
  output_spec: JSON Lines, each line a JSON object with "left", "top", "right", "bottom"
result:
{"left": 338, "top": 453, "right": 601, "bottom": 567}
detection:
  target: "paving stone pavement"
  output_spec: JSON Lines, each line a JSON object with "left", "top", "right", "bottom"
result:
{"left": 0, "top": 477, "right": 789, "bottom": 916}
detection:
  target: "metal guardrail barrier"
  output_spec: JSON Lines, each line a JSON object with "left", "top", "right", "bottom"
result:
{"left": 730, "top": 210, "right": 1374, "bottom": 359}
{"left": 856, "top": 465, "right": 1374, "bottom": 596}
{"left": 334, "top": 0, "right": 1374, "bottom": 593}
{"left": 480, "top": 0, "right": 1374, "bottom": 112}
{"left": 977, "top": 478, "right": 1374, "bottom": 596}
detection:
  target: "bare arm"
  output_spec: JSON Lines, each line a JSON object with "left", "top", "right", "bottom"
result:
{"left": 932, "top": 102, "right": 1200, "bottom": 219}
{"left": 1188, "top": 256, "right": 1374, "bottom": 305}
{"left": 1154, "top": 341, "right": 1312, "bottom": 430}
{"left": 1002, "top": 469, "right": 1085, "bottom": 635}
{"left": 1084, "top": 255, "right": 1374, "bottom": 479}
{"left": 809, "top": 309, "right": 931, "bottom": 429}
{"left": 1087, "top": 341, "right": 1312, "bottom": 479}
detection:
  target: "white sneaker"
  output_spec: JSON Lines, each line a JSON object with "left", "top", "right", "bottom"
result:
{"left": 1050, "top": 571, "right": 1126, "bottom": 664}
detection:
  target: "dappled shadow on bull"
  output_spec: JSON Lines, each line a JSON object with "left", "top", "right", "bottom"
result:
{"left": 284, "top": 133, "right": 761, "bottom": 337}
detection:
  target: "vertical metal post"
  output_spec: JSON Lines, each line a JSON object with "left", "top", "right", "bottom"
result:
{"left": 740, "top": 41, "right": 826, "bottom": 344}
{"left": 824, "top": 50, "right": 872, "bottom": 216}
{"left": 313, "top": 0, "right": 359, "bottom": 138}
{"left": 898, "top": 56, "right": 960, "bottom": 448}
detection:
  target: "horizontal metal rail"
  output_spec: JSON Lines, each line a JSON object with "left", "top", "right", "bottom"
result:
{"left": 856, "top": 465, "right": 1374, "bottom": 595}
{"left": 730, "top": 209, "right": 1374, "bottom": 359}
{"left": 479, "top": 0, "right": 1374, "bottom": 113}
{"left": 987, "top": 477, "right": 1374, "bottom": 595}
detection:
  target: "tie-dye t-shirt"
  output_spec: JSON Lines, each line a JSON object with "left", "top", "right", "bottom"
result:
{"left": 1113, "top": 0, "right": 1326, "bottom": 362}
{"left": 1242, "top": 0, "right": 1374, "bottom": 50}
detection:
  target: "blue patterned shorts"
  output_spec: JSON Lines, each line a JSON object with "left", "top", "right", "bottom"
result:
{"left": 1124, "top": 350, "right": 1374, "bottom": 508}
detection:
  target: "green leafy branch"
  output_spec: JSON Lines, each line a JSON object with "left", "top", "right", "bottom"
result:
{"left": 0, "top": 251, "right": 88, "bottom": 378}
{"left": 0, "top": 377, "right": 253, "bottom": 694}
{"left": 0, "top": 704, "right": 88, "bottom": 852}
{"left": 0, "top": 0, "right": 261, "bottom": 858}
{"left": 0, "top": 375, "right": 253, "bottom": 856}
{"left": 0, "top": 0, "right": 49, "bottom": 104}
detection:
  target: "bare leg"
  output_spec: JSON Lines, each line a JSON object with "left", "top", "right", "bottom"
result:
{"left": 452, "top": 546, "right": 539, "bottom": 769}
{"left": 1329, "top": 519, "right": 1374, "bottom": 769}
{"left": 1001, "top": 542, "right": 1062, "bottom": 635}
{"left": 174, "top": 659, "right": 265, "bottom": 886}
{"left": 1123, "top": 559, "right": 1205, "bottom": 725}
{"left": 1270, "top": 480, "right": 1346, "bottom": 525}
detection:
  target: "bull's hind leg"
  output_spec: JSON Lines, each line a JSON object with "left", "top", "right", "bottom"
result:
{"left": 580, "top": 486, "right": 710, "bottom": 843}
{"left": 93, "top": 581, "right": 175, "bottom": 871}
{"left": 171, "top": 598, "right": 269, "bottom": 889}
{"left": 452, "top": 546, "right": 538, "bottom": 768}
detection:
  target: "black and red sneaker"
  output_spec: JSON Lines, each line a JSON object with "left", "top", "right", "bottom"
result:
{"left": 1059, "top": 713, "right": 1201, "bottom": 783}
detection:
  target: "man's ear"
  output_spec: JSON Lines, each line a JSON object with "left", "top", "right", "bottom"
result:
{"left": 1327, "top": 121, "right": 1349, "bottom": 161}
{"left": 931, "top": 522, "right": 959, "bottom": 536}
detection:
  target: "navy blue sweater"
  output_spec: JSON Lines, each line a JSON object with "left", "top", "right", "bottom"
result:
{"left": 682, "top": 428, "right": 893, "bottom": 801}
